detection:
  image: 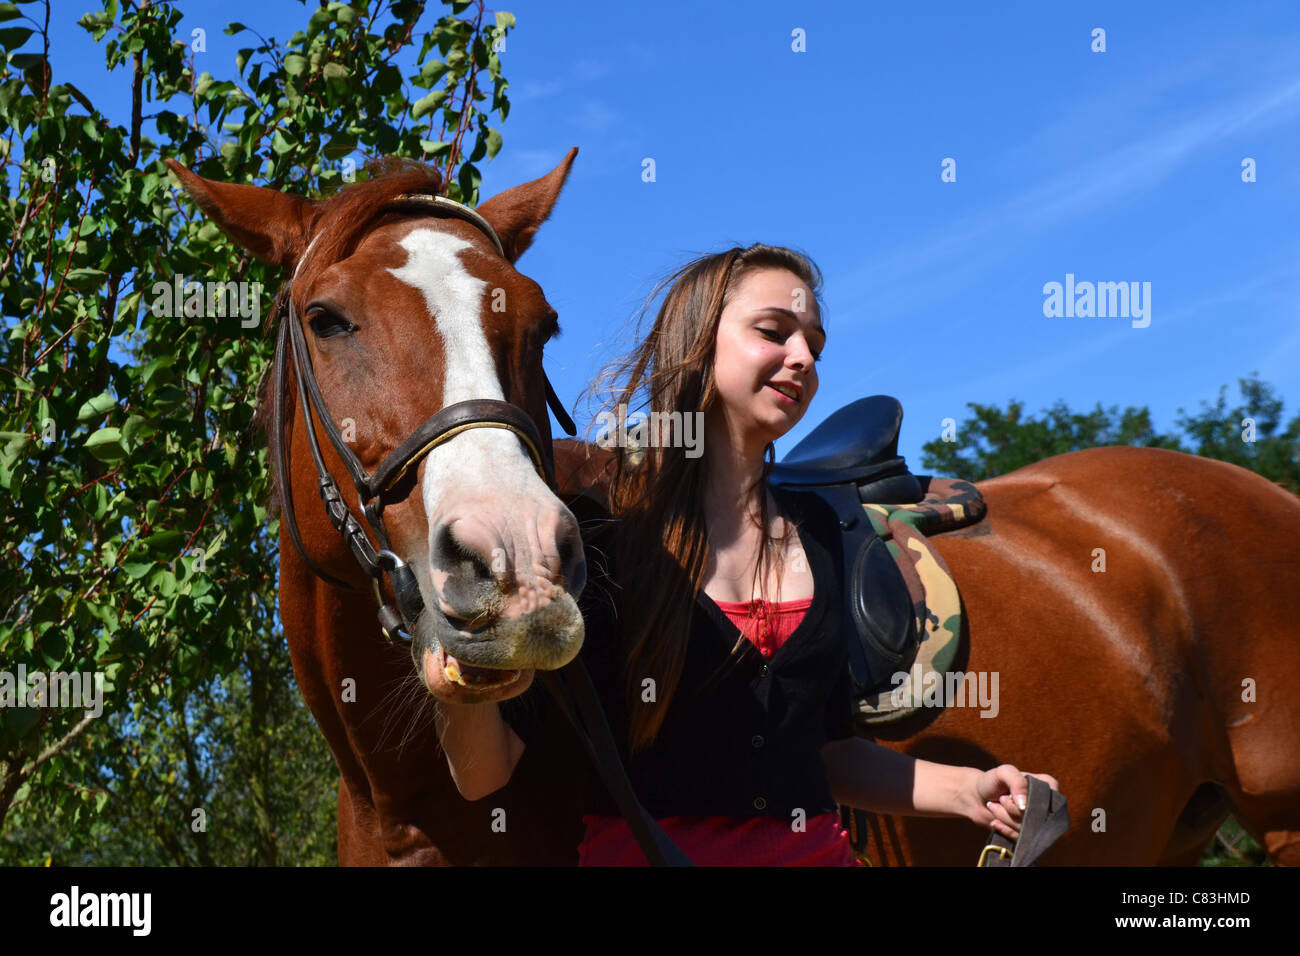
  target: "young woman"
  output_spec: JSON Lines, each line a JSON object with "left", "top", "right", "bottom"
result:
{"left": 438, "top": 244, "right": 1058, "bottom": 866}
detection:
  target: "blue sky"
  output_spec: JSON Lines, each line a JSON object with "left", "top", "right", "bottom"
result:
{"left": 43, "top": 0, "right": 1300, "bottom": 471}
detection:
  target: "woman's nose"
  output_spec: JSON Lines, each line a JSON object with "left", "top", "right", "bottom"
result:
{"left": 787, "top": 338, "right": 814, "bottom": 369}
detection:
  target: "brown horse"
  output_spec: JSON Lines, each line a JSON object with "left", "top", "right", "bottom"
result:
{"left": 169, "top": 153, "right": 596, "bottom": 864}
{"left": 173, "top": 156, "right": 1300, "bottom": 866}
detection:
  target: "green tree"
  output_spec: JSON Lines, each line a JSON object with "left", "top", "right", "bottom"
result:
{"left": 1, "top": 0, "right": 513, "bottom": 864}
{"left": 921, "top": 373, "right": 1299, "bottom": 496}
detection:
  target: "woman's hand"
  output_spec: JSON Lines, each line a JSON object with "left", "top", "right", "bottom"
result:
{"left": 965, "top": 764, "right": 1060, "bottom": 839}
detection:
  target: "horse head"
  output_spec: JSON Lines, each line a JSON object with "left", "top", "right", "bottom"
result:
{"left": 167, "top": 151, "right": 586, "bottom": 708}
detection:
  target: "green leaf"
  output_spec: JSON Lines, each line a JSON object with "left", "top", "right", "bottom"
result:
{"left": 225, "top": 21, "right": 248, "bottom": 36}
{"left": 495, "top": 11, "right": 516, "bottom": 29}
{"left": 411, "top": 90, "right": 447, "bottom": 120}
{"left": 93, "top": 481, "right": 109, "bottom": 520}
{"left": 76, "top": 392, "right": 117, "bottom": 421}
{"left": 484, "top": 127, "right": 502, "bottom": 159}
{"left": 8, "top": 51, "right": 42, "bottom": 70}
{"left": 0, "top": 26, "right": 34, "bottom": 49}
{"left": 283, "top": 53, "right": 307, "bottom": 77}
{"left": 0, "top": 5, "right": 22, "bottom": 23}
{"left": 84, "top": 427, "right": 126, "bottom": 462}
{"left": 140, "top": 354, "right": 175, "bottom": 385}
{"left": 458, "top": 161, "right": 481, "bottom": 200}
{"left": 420, "top": 60, "right": 448, "bottom": 84}
{"left": 150, "top": 568, "right": 177, "bottom": 598}
{"left": 121, "top": 414, "right": 145, "bottom": 446}
{"left": 322, "top": 61, "right": 347, "bottom": 81}
{"left": 307, "top": 7, "right": 333, "bottom": 37}
{"left": 122, "top": 560, "right": 154, "bottom": 580}
{"left": 63, "top": 267, "right": 107, "bottom": 289}
{"left": 322, "top": 133, "right": 356, "bottom": 158}
{"left": 141, "top": 530, "right": 184, "bottom": 555}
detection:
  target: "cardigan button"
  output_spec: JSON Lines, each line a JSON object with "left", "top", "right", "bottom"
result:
{"left": 759, "top": 664, "right": 769, "bottom": 677}
{"left": 751, "top": 735, "right": 764, "bottom": 748}
{"left": 753, "top": 797, "right": 767, "bottom": 811}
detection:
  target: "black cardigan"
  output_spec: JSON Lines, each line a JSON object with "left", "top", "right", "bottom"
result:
{"left": 499, "top": 484, "right": 855, "bottom": 821}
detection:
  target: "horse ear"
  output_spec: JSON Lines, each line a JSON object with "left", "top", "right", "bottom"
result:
{"left": 475, "top": 147, "right": 578, "bottom": 264}
{"left": 164, "top": 159, "right": 319, "bottom": 268}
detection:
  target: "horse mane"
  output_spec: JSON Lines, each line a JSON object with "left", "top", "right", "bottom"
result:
{"left": 251, "top": 158, "right": 447, "bottom": 516}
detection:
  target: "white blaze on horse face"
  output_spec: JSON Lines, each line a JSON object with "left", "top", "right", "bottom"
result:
{"left": 388, "top": 228, "right": 559, "bottom": 594}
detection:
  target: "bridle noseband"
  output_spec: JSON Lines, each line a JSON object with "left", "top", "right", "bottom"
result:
{"left": 271, "top": 192, "right": 577, "bottom": 644}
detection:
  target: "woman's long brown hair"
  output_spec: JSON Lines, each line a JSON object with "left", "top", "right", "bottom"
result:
{"left": 582, "top": 243, "right": 826, "bottom": 755}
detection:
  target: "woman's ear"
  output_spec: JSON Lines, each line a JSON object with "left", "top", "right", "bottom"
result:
{"left": 165, "top": 159, "right": 320, "bottom": 268}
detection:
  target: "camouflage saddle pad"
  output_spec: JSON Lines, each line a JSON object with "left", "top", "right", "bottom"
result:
{"left": 854, "top": 476, "right": 986, "bottom": 726}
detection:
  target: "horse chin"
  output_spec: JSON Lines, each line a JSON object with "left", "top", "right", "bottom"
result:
{"left": 413, "top": 593, "right": 584, "bottom": 704}
{"left": 420, "top": 643, "right": 536, "bottom": 704}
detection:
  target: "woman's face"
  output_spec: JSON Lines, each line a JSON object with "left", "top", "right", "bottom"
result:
{"left": 708, "top": 266, "right": 824, "bottom": 452}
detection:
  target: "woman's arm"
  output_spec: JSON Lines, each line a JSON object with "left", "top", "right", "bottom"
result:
{"left": 822, "top": 737, "right": 1058, "bottom": 838}
{"left": 822, "top": 737, "right": 980, "bottom": 819}
{"left": 436, "top": 700, "right": 527, "bottom": 802}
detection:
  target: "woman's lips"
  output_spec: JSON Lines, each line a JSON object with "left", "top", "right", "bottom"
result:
{"left": 766, "top": 383, "right": 798, "bottom": 406}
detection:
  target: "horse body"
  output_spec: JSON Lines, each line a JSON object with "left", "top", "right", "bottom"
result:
{"left": 859, "top": 445, "right": 1300, "bottom": 865}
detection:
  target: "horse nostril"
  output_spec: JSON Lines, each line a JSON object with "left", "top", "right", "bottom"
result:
{"left": 431, "top": 521, "right": 498, "bottom": 612}
{"left": 558, "top": 519, "right": 586, "bottom": 598}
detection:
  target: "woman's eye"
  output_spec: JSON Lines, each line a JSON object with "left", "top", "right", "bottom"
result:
{"left": 308, "top": 310, "right": 355, "bottom": 338}
{"left": 758, "top": 328, "right": 781, "bottom": 341}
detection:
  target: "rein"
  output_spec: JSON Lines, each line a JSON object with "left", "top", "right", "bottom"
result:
{"left": 269, "top": 191, "right": 693, "bottom": 867}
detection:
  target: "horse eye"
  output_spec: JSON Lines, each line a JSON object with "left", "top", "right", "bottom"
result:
{"left": 307, "top": 308, "right": 355, "bottom": 339}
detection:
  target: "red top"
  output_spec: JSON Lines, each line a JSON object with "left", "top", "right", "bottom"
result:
{"left": 577, "top": 596, "right": 861, "bottom": 866}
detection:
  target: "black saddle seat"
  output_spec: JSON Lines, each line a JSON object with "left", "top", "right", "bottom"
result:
{"left": 770, "top": 394, "right": 925, "bottom": 700}
{"left": 770, "top": 395, "right": 922, "bottom": 505}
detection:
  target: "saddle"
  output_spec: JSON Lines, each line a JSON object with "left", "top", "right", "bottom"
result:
{"left": 771, "top": 395, "right": 984, "bottom": 713}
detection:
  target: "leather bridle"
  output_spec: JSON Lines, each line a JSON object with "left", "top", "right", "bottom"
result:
{"left": 271, "top": 192, "right": 577, "bottom": 644}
